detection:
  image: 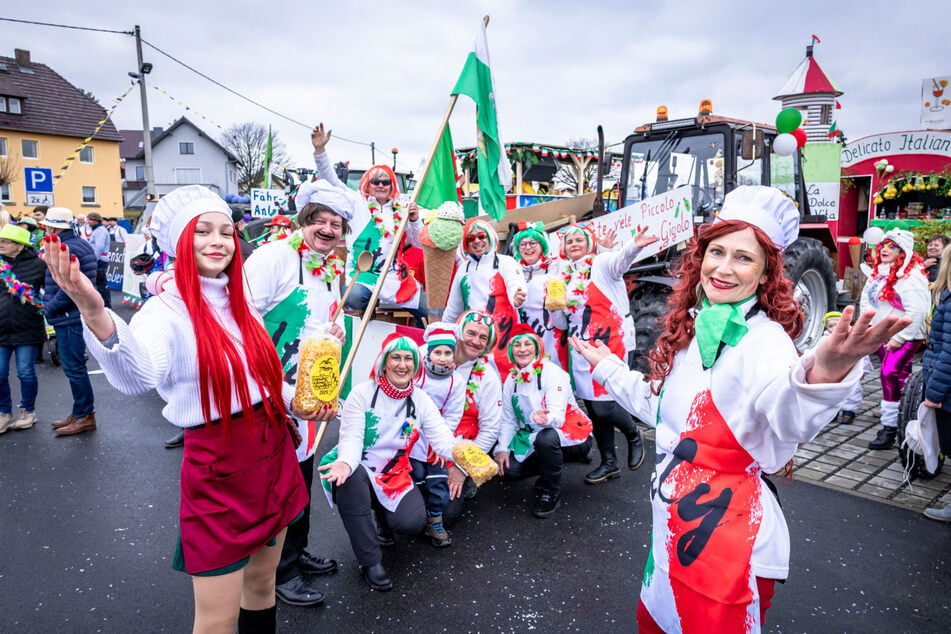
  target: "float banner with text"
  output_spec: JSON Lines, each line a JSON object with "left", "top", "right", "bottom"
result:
{"left": 558, "top": 185, "right": 694, "bottom": 263}
{"left": 250, "top": 188, "right": 289, "bottom": 218}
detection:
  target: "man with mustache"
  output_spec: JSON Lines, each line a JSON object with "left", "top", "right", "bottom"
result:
{"left": 244, "top": 179, "right": 354, "bottom": 607}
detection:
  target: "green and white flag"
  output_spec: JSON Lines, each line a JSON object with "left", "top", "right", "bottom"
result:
{"left": 415, "top": 123, "right": 460, "bottom": 211}
{"left": 452, "top": 23, "right": 512, "bottom": 222}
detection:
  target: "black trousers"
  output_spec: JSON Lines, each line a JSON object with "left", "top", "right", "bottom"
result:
{"left": 584, "top": 399, "right": 638, "bottom": 455}
{"left": 276, "top": 454, "right": 314, "bottom": 585}
{"left": 502, "top": 429, "right": 593, "bottom": 495}
{"left": 334, "top": 464, "right": 426, "bottom": 567}
{"left": 95, "top": 261, "right": 111, "bottom": 308}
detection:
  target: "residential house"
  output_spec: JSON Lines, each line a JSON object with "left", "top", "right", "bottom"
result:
{"left": 0, "top": 48, "right": 123, "bottom": 218}
{"left": 120, "top": 116, "right": 239, "bottom": 209}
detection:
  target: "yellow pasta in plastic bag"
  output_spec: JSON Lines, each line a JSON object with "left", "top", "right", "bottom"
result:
{"left": 452, "top": 439, "right": 498, "bottom": 486}
{"left": 545, "top": 278, "right": 568, "bottom": 311}
{"left": 293, "top": 336, "right": 342, "bottom": 415}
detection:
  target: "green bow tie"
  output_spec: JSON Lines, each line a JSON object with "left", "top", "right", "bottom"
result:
{"left": 694, "top": 297, "right": 753, "bottom": 369}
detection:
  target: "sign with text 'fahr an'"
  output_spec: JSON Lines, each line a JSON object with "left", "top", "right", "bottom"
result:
{"left": 23, "top": 167, "right": 54, "bottom": 206}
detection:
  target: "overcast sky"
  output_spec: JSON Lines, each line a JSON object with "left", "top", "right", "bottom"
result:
{"left": 2, "top": 1, "right": 949, "bottom": 175}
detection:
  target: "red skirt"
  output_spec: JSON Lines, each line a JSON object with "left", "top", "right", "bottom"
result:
{"left": 178, "top": 405, "right": 307, "bottom": 575}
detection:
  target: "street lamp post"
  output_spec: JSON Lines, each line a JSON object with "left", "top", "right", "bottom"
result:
{"left": 131, "top": 25, "right": 155, "bottom": 201}
{"left": 391, "top": 147, "right": 398, "bottom": 171}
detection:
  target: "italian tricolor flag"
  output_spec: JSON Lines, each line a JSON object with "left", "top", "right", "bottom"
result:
{"left": 451, "top": 23, "right": 512, "bottom": 221}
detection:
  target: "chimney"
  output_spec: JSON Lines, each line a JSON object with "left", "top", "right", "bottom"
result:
{"left": 14, "top": 49, "right": 31, "bottom": 67}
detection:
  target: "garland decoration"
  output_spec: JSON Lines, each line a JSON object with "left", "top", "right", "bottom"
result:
{"left": 367, "top": 199, "right": 403, "bottom": 240}
{"left": 509, "top": 359, "right": 544, "bottom": 385}
{"left": 563, "top": 255, "right": 594, "bottom": 312}
{"left": 464, "top": 356, "right": 488, "bottom": 411}
{"left": 289, "top": 233, "right": 344, "bottom": 283}
{"left": 0, "top": 259, "right": 44, "bottom": 312}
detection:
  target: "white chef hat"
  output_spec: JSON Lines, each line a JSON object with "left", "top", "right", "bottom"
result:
{"left": 150, "top": 185, "right": 232, "bottom": 257}
{"left": 881, "top": 228, "right": 917, "bottom": 277}
{"left": 716, "top": 186, "right": 799, "bottom": 251}
{"left": 294, "top": 180, "right": 353, "bottom": 222}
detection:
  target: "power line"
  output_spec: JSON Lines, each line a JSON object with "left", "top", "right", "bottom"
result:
{"left": 0, "top": 16, "right": 132, "bottom": 35}
{"left": 140, "top": 38, "right": 373, "bottom": 148}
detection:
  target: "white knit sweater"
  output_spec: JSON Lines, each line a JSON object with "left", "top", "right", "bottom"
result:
{"left": 83, "top": 275, "right": 294, "bottom": 427}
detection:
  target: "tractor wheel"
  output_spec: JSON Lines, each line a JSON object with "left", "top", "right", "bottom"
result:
{"left": 630, "top": 283, "right": 673, "bottom": 373}
{"left": 783, "top": 237, "right": 837, "bottom": 353}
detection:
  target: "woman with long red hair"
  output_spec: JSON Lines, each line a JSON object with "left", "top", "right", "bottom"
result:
{"left": 41, "top": 185, "right": 310, "bottom": 633}
{"left": 570, "top": 186, "right": 909, "bottom": 632}
{"left": 859, "top": 228, "right": 930, "bottom": 450}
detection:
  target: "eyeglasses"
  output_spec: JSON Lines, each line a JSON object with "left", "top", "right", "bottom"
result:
{"left": 464, "top": 312, "right": 495, "bottom": 326}
{"left": 369, "top": 179, "right": 391, "bottom": 187}
{"left": 466, "top": 234, "right": 488, "bottom": 243}
{"left": 519, "top": 239, "right": 540, "bottom": 247}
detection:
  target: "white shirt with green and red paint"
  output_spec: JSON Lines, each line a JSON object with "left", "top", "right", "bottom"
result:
{"left": 497, "top": 359, "right": 593, "bottom": 461}
{"left": 453, "top": 356, "right": 503, "bottom": 453}
{"left": 592, "top": 304, "right": 862, "bottom": 633}
{"left": 320, "top": 380, "right": 458, "bottom": 512}
{"left": 443, "top": 252, "right": 527, "bottom": 378}
{"left": 550, "top": 239, "right": 642, "bottom": 401}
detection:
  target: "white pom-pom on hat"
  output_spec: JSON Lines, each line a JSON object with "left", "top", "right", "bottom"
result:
{"left": 716, "top": 186, "right": 799, "bottom": 251}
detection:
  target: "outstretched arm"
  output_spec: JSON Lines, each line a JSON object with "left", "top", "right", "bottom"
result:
{"left": 808, "top": 305, "right": 911, "bottom": 384}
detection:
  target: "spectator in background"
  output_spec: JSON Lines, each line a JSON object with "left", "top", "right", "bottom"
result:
{"left": 85, "top": 211, "right": 112, "bottom": 309}
{"left": 262, "top": 215, "right": 294, "bottom": 244}
{"left": 231, "top": 207, "right": 256, "bottom": 261}
{"left": 105, "top": 217, "right": 129, "bottom": 243}
{"left": 31, "top": 207, "right": 48, "bottom": 224}
{"left": 75, "top": 214, "right": 93, "bottom": 241}
{"left": 16, "top": 216, "right": 44, "bottom": 249}
{"left": 923, "top": 234, "right": 950, "bottom": 283}
{"left": 0, "top": 204, "right": 10, "bottom": 229}
{"left": 39, "top": 207, "right": 99, "bottom": 436}
{"left": 0, "top": 224, "right": 46, "bottom": 433}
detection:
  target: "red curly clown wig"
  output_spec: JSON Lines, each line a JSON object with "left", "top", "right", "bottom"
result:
{"left": 358, "top": 165, "right": 400, "bottom": 202}
{"left": 871, "top": 239, "right": 926, "bottom": 305}
{"left": 647, "top": 220, "right": 803, "bottom": 395}
{"left": 174, "top": 216, "right": 288, "bottom": 431}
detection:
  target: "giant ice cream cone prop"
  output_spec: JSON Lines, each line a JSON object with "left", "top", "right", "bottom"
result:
{"left": 420, "top": 201, "right": 465, "bottom": 311}
{"left": 847, "top": 237, "right": 861, "bottom": 269}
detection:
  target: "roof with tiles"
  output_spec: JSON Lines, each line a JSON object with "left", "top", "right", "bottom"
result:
{"left": 0, "top": 49, "right": 122, "bottom": 142}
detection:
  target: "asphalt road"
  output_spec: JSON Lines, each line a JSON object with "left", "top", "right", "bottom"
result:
{"left": 1, "top": 299, "right": 949, "bottom": 632}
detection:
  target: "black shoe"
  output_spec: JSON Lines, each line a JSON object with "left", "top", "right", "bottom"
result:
{"left": 164, "top": 430, "right": 185, "bottom": 449}
{"left": 360, "top": 563, "right": 394, "bottom": 591}
{"left": 627, "top": 428, "right": 645, "bottom": 471}
{"left": 299, "top": 551, "right": 338, "bottom": 575}
{"left": 532, "top": 491, "right": 560, "bottom": 519}
{"left": 462, "top": 478, "right": 478, "bottom": 500}
{"left": 868, "top": 426, "right": 897, "bottom": 450}
{"left": 839, "top": 410, "right": 856, "bottom": 425}
{"left": 377, "top": 524, "right": 395, "bottom": 547}
{"left": 275, "top": 575, "right": 326, "bottom": 607}
{"left": 585, "top": 461, "right": 621, "bottom": 484}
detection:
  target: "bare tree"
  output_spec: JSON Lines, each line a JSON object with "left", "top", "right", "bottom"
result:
{"left": 554, "top": 137, "right": 600, "bottom": 193}
{"left": 0, "top": 149, "right": 19, "bottom": 188}
{"left": 221, "top": 122, "right": 289, "bottom": 193}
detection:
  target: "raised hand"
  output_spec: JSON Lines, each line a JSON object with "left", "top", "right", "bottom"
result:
{"left": 311, "top": 122, "right": 333, "bottom": 154}
{"left": 569, "top": 336, "right": 616, "bottom": 368}
{"left": 809, "top": 305, "right": 912, "bottom": 384}
{"left": 633, "top": 227, "right": 660, "bottom": 249}
{"left": 598, "top": 228, "right": 618, "bottom": 250}
{"left": 40, "top": 234, "right": 116, "bottom": 341}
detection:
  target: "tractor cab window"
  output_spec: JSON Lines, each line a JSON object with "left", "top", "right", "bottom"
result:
{"left": 626, "top": 132, "right": 726, "bottom": 216}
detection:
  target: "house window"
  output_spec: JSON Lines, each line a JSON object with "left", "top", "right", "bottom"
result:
{"left": 21, "top": 139, "right": 38, "bottom": 159}
{"left": 8, "top": 97, "right": 21, "bottom": 114}
{"left": 175, "top": 168, "right": 201, "bottom": 185}
{"left": 82, "top": 186, "right": 97, "bottom": 204}
{"left": 821, "top": 104, "right": 832, "bottom": 126}
{"left": 79, "top": 146, "right": 94, "bottom": 164}
{"left": 0, "top": 183, "right": 10, "bottom": 202}
{"left": 0, "top": 137, "right": 7, "bottom": 157}
{"left": 179, "top": 142, "right": 195, "bottom": 155}
{"left": 134, "top": 165, "right": 145, "bottom": 180}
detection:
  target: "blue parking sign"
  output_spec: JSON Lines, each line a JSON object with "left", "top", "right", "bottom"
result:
{"left": 24, "top": 167, "right": 54, "bottom": 193}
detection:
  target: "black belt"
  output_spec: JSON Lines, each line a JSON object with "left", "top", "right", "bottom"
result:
{"left": 189, "top": 400, "right": 268, "bottom": 430}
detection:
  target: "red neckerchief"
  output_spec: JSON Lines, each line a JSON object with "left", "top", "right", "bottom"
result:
{"left": 379, "top": 373, "right": 413, "bottom": 400}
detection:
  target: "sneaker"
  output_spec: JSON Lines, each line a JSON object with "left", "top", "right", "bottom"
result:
{"left": 923, "top": 505, "right": 951, "bottom": 522}
{"left": 532, "top": 491, "right": 560, "bottom": 519}
{"left": 12, "top": 409, "right": 37, "bottom": 430}
{"left": 425, "top": 516, "right": 452, "bottom": 548}
{"left": 0, "top": 412, "right": 14, "bottom": 434}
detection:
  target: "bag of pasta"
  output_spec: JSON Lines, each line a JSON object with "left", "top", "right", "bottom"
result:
{"left": 293, "top": 333, "right": 342, "bottom": 416}
{"left": 545, "top": 277, "right": 568, "bottom": 311}
{"left": 451, "top": 439, "right": 499, "bottom": 486}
